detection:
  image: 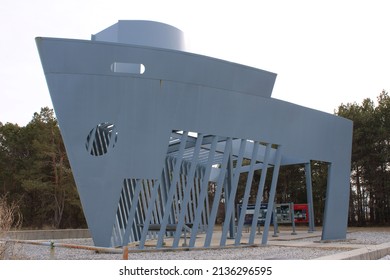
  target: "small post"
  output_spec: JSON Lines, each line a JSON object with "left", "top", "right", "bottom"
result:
{"left": 257, "top": 224, "right": 262, "bottom": 235}
{"left": 122, "top": 245, "right": 128, "bottom": 260}
{"left": 272, "top": 206, "right": 279, "bottom": 237}
{"left": 291, "top": 202, "right": 297, "bottom": 235}
{"left": 182, "top": 227, "right": 188, "bottom": 247}
{"left": 49, "top": 241, "right": 55, "bottom": 260}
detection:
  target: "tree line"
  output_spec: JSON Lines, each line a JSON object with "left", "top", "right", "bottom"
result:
{"left": 1, "top": 91, "right": 389, "bottom": 229}
{"left": 0, "top": 108, "right": 86, "bottom": 229}
{"left": 337, "top": 90, "right": 390, "bottom": 226}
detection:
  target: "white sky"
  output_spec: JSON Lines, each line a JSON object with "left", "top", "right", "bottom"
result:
{"left": 1, "top": 0, "right": 389, "bottom": 126}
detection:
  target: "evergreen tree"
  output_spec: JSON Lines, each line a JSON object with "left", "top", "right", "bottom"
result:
{"left": 0, "top": 108, "right": 86, "bottom": 228}
{"left": 336, "top": 90, "right": 390, "bottom": 225}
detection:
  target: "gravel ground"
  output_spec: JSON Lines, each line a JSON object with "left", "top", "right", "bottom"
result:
{"left": 293, "top": 231, "right": 390, "bottom": 244}
{"left": 2, "top": 230, "right": 389, "bottom": 260}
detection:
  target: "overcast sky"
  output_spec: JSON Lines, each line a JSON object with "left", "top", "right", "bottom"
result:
{"left": 1, "top": 0, "right": 389, "bottom": 125}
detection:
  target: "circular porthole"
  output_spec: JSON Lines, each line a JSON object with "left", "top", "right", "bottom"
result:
{"left": 86, "top": 123, "right": 118, "bottom": 156}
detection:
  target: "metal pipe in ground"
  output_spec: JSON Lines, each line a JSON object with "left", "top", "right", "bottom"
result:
{"left": 2, "top": 239, "right": 122, "bottom": 254}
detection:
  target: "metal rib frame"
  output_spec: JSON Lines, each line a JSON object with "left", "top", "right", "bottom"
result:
{"left": 110, "top": 130, "right": 284, "bottom": 249}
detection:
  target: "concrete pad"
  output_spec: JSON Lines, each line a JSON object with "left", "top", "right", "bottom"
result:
{"left": 315, "top": 242, "right": 390, "bottom": 260}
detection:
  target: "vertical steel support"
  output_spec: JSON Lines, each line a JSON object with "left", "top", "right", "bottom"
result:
{"left": 166, "top": 158, "right": 176, "bottom": 226}
{"left": 189, "top": 136, "right": 219, "bottom": 247}
{"left": 305, "top": 162, "right": 316, "bottom": 232}
{"left": 235, "top": 141, "right": 260, "bottom": 245}
{"left": 112, "top": 217, "right": 121, "bottom": 246}
{"left": 177, "top": 174, "right": 185, "bottom": 220}
{"left": 204, "top": 138, "right": 232, "bottom": 247}
{"left": 172, "top": 134, "right": 204, "bottom": 247}
{"left": 193, "top": 169, "right": 202, "bottom": 224}
{"left": 129, "top": 181, "right": 142, "bottom": 241}
{"left": 187, "top": 175, "right": 194, "bottom": 223}
{"left": 154, "top": 178, "right": 164, "bottom": 224}
{"left": 121, "top": 180, "right": 132, "bottom": 238}
{"left": 121, "top": 179, "right": 143, "bottom": 245}
{"left": 139, "top": 181, "right": 150, "bottom": 226}
{"left": 226, "top": 152, "right": 235, "bottom": 239}
{"left": 138, "top": 178, "right": 161, "bottom": 249}
{"left": 249, "top": 143, "right": 271, "bottom": 244}
{"left": 261, "top": 145, "right": 283, "bottom": 245}
{"left": 157, "top": 131, "right": 189, "bottom": 247}
{"left": 220, "top": 139, "right": 247, "bottom": 246}
{"left": 322, "top": 162, "right": 338, "bottom": 240}
{"left": 204, "top": 183, "right": 210, "bottom": 231}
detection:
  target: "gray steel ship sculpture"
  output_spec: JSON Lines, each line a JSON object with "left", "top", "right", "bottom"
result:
{"left": 36, "top": 20, "right": 352, "bottom": 248}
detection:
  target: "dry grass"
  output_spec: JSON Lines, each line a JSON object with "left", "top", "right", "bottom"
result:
{"left": 0, "top": 193, "right": 23, "bottom": 259}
